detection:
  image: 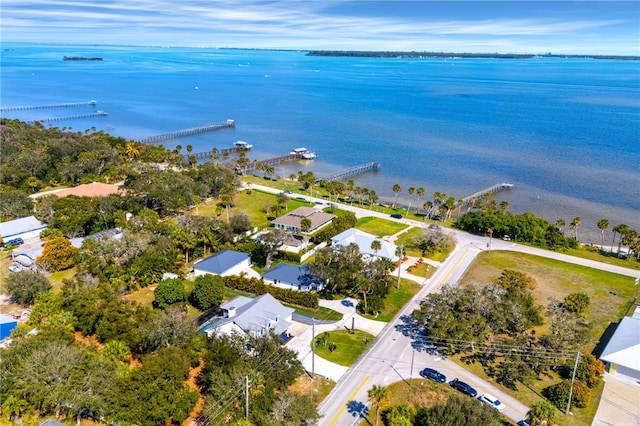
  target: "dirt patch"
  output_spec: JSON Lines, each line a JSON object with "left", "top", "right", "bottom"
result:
{"left": 182, "top": 358, "right": 205, "bottom": 426}
{"left": 289, "top": 374, "right": 335, "bottom": 405}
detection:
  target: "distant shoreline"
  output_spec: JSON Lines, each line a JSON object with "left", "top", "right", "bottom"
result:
{"left": 63, "top": 56, "right": 103, "bottom": 61}
{"left": 306, "top": 50, "right": 640, "bottom": 60}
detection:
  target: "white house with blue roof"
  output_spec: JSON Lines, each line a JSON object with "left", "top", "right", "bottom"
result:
{"left": 0, "top": 216, "right": 47, "bottom": 242}
{"left": 199, "top": 293, "right": 294, "bottom": 338}
{"left": 193, "top": 249, "right": 252, "bottom": 277}
{"left": 262, "top": 262, "right": 324, "bottom": 292}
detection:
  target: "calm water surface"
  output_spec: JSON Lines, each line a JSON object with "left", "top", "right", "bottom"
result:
{"left": 1, "top": 44, "right": 639, "bottom": 244}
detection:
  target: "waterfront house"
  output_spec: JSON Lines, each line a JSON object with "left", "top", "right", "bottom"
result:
{"left": 331, "top": 228, "right": 399, "bottom": 261}
{"left": 271, "top": 206, "right": 335, "bottom": 234}
{"left": 262, "top": 262, "right": 324, "bottom": 292}
{"left": 199, "top": 293, "right": 294, "bottom": 338}
{"left": 599, "top": 306, "right": 640, "bottom": 381}
{"left": 193, "top": 250, "right": 252, "bottom": 277}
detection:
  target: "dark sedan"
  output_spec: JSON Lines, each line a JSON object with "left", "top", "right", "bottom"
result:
{"left": 449, "top": 378, "right": 478, "bottom": 397}
{"left": 419, "top": 368, "right": 446, "bottom": 383}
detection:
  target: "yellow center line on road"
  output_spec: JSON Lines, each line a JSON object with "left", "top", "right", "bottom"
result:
{"left": 438, "top": 248, "right": 468, "bottom": 286}
{"left": 328, "top": 375, "right": 370, "bottom": 426}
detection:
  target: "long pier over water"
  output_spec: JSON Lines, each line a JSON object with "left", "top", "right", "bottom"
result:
{"left": 1, "top": 100, "right": 97, "bottom": 112}
{"left": 136, "top": 120, "right": 235, "bottom": 144}
{"left": 461, "top": 182, "right": 514, "bottom": 205}
{"left": 26, "top": 111, "right": 108, "bottom": 124}
{"left": 318, "top": 162, "right": 380, "bottom": 182}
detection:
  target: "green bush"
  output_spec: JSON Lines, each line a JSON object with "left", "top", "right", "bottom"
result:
{"left": 190, "top": 274, "right": 224, "bottom": 311}
{"left": 564, "top": 292, "right": 590, "bottom": 317}
{"left": 544, "top": 379, "right": 591, "bottom": 410}
{"left": 223, "top": 275, "right": 318, "bottom": 308}
{"left": 153, "top": 278, "right": 186, "bottom": 309}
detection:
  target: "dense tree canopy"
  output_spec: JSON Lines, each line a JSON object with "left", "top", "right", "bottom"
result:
{"left": 4, "top": 271, "right": 52, "bottom": 306}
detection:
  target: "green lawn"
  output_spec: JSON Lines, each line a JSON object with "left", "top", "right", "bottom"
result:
{"left": 283, "top": 303, "right": 343, "bottom": 322}
{"left": 355, "top": 216, "right": 409, "bottom": 237}
{"left": 197, "top": 188, "right": 314, "bottom": 229}
{"left": 455, "top": 250, "right": 636, "bottom": 426}
{"left": 360, "top": 277, "right": 421, "bottom": 322}
{"left": 313, "top": 329, "right": 374, "bottom": 366}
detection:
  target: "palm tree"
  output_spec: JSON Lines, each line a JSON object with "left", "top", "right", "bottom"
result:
{"left": 570, "top": 217, "right": 582, "bottom": 240}
{"left": 209, "top": 147, "right": 219, "bottom": 164}
{"left": 597, "top": 219, "right": 609, "bottom": 251}
{"left": 405, "top": 186, "right": 415, "bottom": 214}
{"left": 392, "top": 184, "right": 401, "bottom": 208}
{"left": 611, "top": 223, "right": 628, "bottom": 253}
{"left": 300, "top": 217, "right": 312, "bottom": 233}
{"left": 367, "top": 189, "right": 378, "bottom": 210}
{"left": 499, "top": 200, "right": 509, "bottom": 211}
{"left": 555, "top": 218, "right": 566, "bottom": 234}
{"left": 186, "top": 144, "right": 193, "bottom": 154}
{"left": 368, "top": 384, "right": 388, "bottom": 426}
{"left": 125, "top": 142, "right": 140, "bottom": 160}
{"left": 370, "top": 240, "right": 382, "bottom": 257}
{"left": 416, "top": 187, "right": 425, "bottom": 215}
{"left": 175, "top": 144, "right": 182, "bottom": 154}
{"left": 422, "top": 201, "right": 433, "bottom": 219}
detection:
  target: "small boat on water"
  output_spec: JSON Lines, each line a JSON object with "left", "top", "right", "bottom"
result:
{"left": 290, "top": 147, "right": 317, "bottom": 159}
{"left": 234, "top": 140, "right": 253, "bottom": 150}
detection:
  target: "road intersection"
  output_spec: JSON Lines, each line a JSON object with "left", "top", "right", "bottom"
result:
{"left": 246, "top": 182, "right": 639, "bottom": 425}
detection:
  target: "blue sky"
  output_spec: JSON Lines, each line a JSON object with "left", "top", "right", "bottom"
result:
{"left": 2, "top": 1, "right": 639, "bottom": 54}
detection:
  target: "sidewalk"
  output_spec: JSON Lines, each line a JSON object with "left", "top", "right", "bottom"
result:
{"left": 286, "top": 298, "right": 387, "bottom": 381}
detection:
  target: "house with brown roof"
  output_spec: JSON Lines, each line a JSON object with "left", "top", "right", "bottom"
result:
{"left": 271, "top": 206, "right": 335, "bottom": 234}
{"left": 31, "top": 182, "right": 123, "bottom": 199}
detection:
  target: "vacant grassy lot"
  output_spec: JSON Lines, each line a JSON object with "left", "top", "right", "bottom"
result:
{"left": 197, "top": 188, "right": 314, "bottom": 229}
{"left": 357, "top": 378, "right": 499, "bottom": 426}
{"left": 313, "top": 329, "right": 374, "bottom": 366}
{"left": 394, "top": 226, "right": 455, "bottom": 261}
{"left": 360, "top": 277, "right": 421, "bottom": 322}
{"left": 355, "top": 217, "right": 408, "bottom": 237}
{"left": 454, "top": 250, "right": 636, "bottom": 426}
{"left": 461, "top": 250, "right": 635, "bottom": 344}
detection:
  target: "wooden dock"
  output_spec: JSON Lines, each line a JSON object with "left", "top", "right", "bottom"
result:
{"left": 317, "top": 162, "right": 380, "bottom": 182}
{"left": 236, "top": 153, "right": 306, "bottom": 174}
{"left": 1, "top": 100, "right": 97, "bottom": 112}
{"left": 26, "top": 111, "right": 108, "bottom": 123}
{"left": 461, "top": 182, "right": 514, "bottom": 205}
{"left": 136, "top": 120, "right": 235, "bottom": 144}
{"left": 184, "top": 144, "right": 252, "bottom": 163}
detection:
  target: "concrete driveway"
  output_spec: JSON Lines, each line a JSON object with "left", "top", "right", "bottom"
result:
{"left": 592, "top": 373, "right": 640, "bottom": 426}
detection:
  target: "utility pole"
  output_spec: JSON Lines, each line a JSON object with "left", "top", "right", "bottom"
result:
{"left": 410, "top": 347, "right": 415, "bottom": 379}
{"left": 311, "top": 318, "right": 316, "bottom": 378}
{"left": 396, "top": 245, "right": 404, "bottom": 289}
{"left": 245, "top": 375, "right": 249, "bottom": 419}
{"left": 566, "top": 351, "right": 581, "bottom": 415}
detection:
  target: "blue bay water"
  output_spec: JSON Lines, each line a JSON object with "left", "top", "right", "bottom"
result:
{"left": 1, "top": 44, "right": 639, "bottom": 244}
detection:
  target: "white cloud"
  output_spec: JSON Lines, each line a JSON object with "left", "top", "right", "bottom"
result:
{"left": 1, "top": 1, "right": 638, "bottom": 55}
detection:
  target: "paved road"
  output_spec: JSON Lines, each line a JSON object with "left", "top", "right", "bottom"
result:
{"left": 247, "top": 183, "right": 639, "bottom": 425}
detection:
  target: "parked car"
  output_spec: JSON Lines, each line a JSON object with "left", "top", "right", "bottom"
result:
{"left": 478, "top": 393, "right": 506, "bottom": 412}
{"left": 8, "top": 265, "right": 23, "bottom": 273}
{"left": 517, "top": 421, "right": 531, "bottom": 426}
{"left": 390, "top": 213, "right": 403, "bottom": 219}
{"left": 449, "top": 378, "right": 477, "bottom": 397}
{"left": 419, "top": 368, "right": 446, "bottom": 383}
{"left": 2, "top": 237, "right": 24, "bottom": 247}
{"left": 283, "top": 190, "right": 293, "bottom": 194}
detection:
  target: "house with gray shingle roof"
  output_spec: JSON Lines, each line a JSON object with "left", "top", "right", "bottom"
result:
{"left": 199, "top": 293, "right": 294, "bottom": 338}
{"left": 193, "top": 249, "right": 251, "bottom": 277}
{"left": 262, "top": 262, "right": 324, "bottom": 292}
{"left": 271, "top": 206, "right": 335, "bottom": 234}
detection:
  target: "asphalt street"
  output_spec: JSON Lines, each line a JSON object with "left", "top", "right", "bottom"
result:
{"left": 247, "top": 182, "right": 640, "bottom": 425}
